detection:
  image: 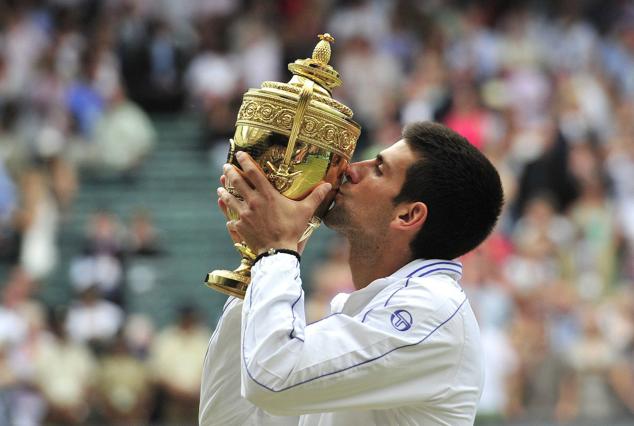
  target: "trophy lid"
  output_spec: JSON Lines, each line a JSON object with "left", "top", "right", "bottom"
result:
{"left": 288, "top": 33, "right": 342, "bottom": 91}
{"left": 259, "top": 33, "right": 354, "bottom": 119}
{"left": 236, "top": 33, "right": 360, "bottom": 161}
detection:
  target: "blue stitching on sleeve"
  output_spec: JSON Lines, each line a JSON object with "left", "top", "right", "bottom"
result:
{"left": 288, "top": 290, "right": 304, "bottom": 339}
{"left": 383, "top": 278, "right": 411, "bottom": 307}
{"left": 361, "top": 308, "right": 375, "bottom": 323}
{"left": 308, "top": 312, "right": 344, "bottom": 325}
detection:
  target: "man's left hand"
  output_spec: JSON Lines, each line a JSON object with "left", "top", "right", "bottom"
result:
{"left": 217, "top": 151, "right": 331, "bottom": 255}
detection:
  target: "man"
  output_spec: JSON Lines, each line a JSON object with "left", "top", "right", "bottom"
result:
{"left": 200, "top": 122, "right": 504, "bottom": 425}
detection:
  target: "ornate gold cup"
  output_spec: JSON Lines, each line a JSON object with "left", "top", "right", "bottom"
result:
{"left": 204, "top": 34, "right": 361, "bottom": 299}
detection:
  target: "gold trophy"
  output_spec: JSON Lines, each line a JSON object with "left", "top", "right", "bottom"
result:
{"left": 204, "top": 34, "right": 361, "bottom": 299}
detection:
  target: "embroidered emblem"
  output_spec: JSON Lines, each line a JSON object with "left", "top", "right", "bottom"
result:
{"left": 390, "top": 310, "right": 413, "bottom": 331}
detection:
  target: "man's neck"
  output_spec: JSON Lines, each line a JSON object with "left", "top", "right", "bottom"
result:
{"left": 347, "top": 239, "right": 411, "bottom": 290}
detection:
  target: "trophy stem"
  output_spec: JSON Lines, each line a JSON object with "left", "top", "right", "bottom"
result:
{"left": 205, "top": 243, "right": 255, "bottom": 299}
{"left": 205, "top": 219, "right": 319, "bottom": 299}
{"left": 205, "top": 258, "right": 252, "bottom": 299}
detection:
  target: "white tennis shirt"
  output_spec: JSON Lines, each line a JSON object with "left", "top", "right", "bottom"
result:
{"left": 199, "top": 254, "right": 483, "bottom": 426}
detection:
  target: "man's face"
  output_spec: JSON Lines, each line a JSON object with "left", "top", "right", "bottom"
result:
{"left": 324, "top": 139, "right": 417, "bottom": 240}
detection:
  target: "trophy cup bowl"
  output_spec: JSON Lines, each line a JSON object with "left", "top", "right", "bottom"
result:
{"left": 204, "top": 34, "right": 361, "bottom": 299}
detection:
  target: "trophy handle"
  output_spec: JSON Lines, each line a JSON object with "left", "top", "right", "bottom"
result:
{"left": 267, "top": 79, "right": 316, "bottom": 193}
{"left": 283, "top": 79, "right": 314, "bottom": 165}
{"left": 300, "top": 216, "right": 321, "bottom": 243}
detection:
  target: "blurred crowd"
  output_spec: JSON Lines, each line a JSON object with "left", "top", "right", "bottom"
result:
{"left": 0, "top": 0, "right": 633, "bottom": 424}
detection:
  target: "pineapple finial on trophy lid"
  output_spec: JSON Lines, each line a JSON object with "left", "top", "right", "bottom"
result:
{"left": 313, "top": 33, "right": 335, "bottom": 64}
{"left": 288, "top": 33, "right": 342, "bottom": 92}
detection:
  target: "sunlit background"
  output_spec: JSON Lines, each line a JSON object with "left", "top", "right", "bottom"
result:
{"left": 0, "top": 0, "right": 633, "bottom": 425}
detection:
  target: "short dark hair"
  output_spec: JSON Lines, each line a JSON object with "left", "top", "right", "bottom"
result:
{"left": 395, "top": 122, "right": 504, "bottom": 260}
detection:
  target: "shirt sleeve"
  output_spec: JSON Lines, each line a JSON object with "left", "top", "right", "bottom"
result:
{"left": 200, "top": 296, "right": 298, "bottom": 426}
{"left": 241, "top": 254, "right": 471, "bottom": 417}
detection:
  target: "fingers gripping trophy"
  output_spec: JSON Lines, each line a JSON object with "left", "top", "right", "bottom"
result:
{"left": 204, "top": 34, "right": 361, "bottom": 299}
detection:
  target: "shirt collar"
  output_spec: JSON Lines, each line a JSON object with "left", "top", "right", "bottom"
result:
{"left": 329, "top": 258, "right": 463, "bottom": 314}
{"left": 391, "top": 258, "right": 463, "bottom": 281}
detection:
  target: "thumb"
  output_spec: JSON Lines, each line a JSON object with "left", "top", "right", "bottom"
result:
{"left": 305, "top": 182, "right": 332, "bottom": 210}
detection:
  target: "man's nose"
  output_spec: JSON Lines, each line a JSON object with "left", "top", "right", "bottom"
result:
{"left": 344, "top": 161, "right": 365, "bottom": 184}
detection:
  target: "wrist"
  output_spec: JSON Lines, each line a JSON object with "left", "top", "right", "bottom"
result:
{"left": 255, "top": 242, "right": 298, "bottom": 256}
{"left": 253, "top": 248, "right": 301, "bottom": 265}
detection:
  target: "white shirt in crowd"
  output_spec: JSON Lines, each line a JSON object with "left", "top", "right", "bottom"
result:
{"left": 200, "top": 255, "right": 484, "bottom": 426}
{"left": 65, "top": 299, "right": 124, "bottom": 343}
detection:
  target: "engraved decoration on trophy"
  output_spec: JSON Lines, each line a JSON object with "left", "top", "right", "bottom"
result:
{"left": 205, "top": 34, "right": 361, "bottom": 299}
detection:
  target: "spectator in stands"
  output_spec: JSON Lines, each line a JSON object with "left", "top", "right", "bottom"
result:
{"left": 2, "top": 293, "right": 47, "bottom": 426}
{"left": 557, "top": 306, "right": 633, "bottom": 422}
{"left": 0, "top": 275, "right": 29, "bottom": 364}
{"left": 337, "top": 34, "right": 403, "bottom": 135}
{"left": 32, "top": 307, "right": 96, "bottom": 424}
{"left": 65, "top": 285, "right": 124, "bottom": 352}
{"left": 125, "top": 209, "right": 164, "bottom": 295}
{"left": 477, "top": 325, "right": 519, "bottom": 423}
{"left": 0, "top": 4, "right": 47, "bottom": 99}
{"left": 568, "top": 162, "right": 617, "bottom": 299}
{"left": 118, "top": 13, "right": 188, "bottom": 113}
{"left": 89, "top": 82, "right": 156, "bottom": 178}
{"left": 122, "top": 313, "right": 155, "bottom": 360}
{"left": 462, "top": 249, "right": 517, "bottom": 423}
{"left": 0, "top": 340, "right": 20, "bottom": 424}
{"left": 0, "top": 159, "right": 17, "bottom": 261}
{"left": 505, "top": 195, "right": 574, "bottom": 292}
{"left": 0, "top": 267, "right": 45, "bottom": 424}
{"left": 70, "top": 209, "right": 126, "bottom": 303}
{"left": 513, "top": 127, "right": 580, "bottom": 221}
{"left": 127, "top": 208, "right": 164, "bottom": 257}
{"left": 15, "top": 169, "right": 59, "bottom": 280}
{"left": 508, "top": 292, "right": 567, "bottom": 422}
{"left": 149, "top": 304, "right": 210, "bottom": 424}
{"left": 185, "top": 15, "right": 242, "bottom": 154}
{"left": 607, "top": 290, "right": 634, "bottom": 418}
{"left": 95, "top": 332, "right": 151, "bottom": 424}
{"left": 606, "top": 99, "right": 634, "bottom": 279}
{"left": 443, "top": 81, "right": 495, "bottom": 151}
{"left": 65, "top": 49, "right": 105, "bottom": 140}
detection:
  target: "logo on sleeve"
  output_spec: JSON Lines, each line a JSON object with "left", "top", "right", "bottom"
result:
{"left": 390, "top": 310, "right": 413, "bottom": 331}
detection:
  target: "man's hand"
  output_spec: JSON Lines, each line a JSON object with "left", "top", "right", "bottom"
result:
{"left": 217, "top": 151, "right": 331, "bottom": 255}
{"left": 218, "top": 174, "right": 243, "bottom": 245}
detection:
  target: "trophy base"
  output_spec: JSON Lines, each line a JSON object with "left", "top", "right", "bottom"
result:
{"left": 205, "top": 269, "right": 250, "bottom": 299}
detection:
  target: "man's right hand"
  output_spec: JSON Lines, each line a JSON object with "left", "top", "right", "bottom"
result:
{"left": 217, "top": 174, "right": 310, "bottom": 254}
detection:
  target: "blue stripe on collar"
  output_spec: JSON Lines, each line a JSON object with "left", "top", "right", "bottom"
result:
{"left": 392, "top": 259, "right": 463, "bottom": 280}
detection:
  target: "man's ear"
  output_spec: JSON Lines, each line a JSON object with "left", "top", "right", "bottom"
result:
{"left": 392, "top": 202, "right": 427, "bottom": 231}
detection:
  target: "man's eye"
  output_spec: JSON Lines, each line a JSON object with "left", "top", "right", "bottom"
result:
{"left": 374, "top": 165, "right": 383, "bottom": 176}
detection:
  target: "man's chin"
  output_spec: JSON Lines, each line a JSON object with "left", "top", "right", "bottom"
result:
{"left": 323, "top": 204, "right": 349, "bottom": 230}
{"left": 323, "top": 203, "right": 350, "bottom": 233}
